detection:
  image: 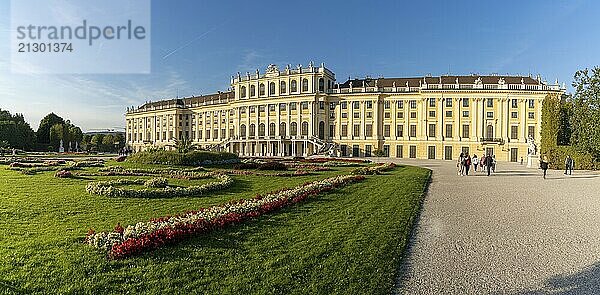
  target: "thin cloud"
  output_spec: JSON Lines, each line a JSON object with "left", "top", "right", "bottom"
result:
{"left": 162, "top": 19, "right": 230, "bottom": 60}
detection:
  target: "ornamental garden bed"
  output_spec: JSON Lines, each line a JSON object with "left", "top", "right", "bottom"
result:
{"left": 0, "top": 157, "right": 430, "bottom": 294}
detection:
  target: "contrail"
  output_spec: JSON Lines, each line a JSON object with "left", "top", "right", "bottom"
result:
{"left": 161, "top": 19, "right": 229, "bottom": 60}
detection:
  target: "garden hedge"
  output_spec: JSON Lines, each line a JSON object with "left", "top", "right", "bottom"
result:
{"left": 128, "top": 150, "right": 238, "bottom": 166}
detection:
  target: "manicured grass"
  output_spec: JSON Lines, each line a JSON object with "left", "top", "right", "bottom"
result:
{"left": 0, "top": 161, "right": 430, "bottom": 294}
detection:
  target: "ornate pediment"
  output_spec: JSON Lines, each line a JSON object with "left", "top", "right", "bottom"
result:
{"left": 265, "top": 64, "right": 280, "bottom": 77}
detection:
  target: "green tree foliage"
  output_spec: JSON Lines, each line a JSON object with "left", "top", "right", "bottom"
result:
{"left": 90, "top": 134, "right": 104, "bottom": 151}
{"left": 36, "top": 113, "right": 64, "bottom": 145}
{"left": 0, "top": 108, "right": 36, "bottom": 150}
{"left": 571, "top": 67, "right": 600, "bottom": 159}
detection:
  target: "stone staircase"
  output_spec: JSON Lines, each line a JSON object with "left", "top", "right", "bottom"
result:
{"left": 309, "top": 136, "right": 339, "bottom": 156}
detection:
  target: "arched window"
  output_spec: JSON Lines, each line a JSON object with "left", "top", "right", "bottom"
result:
{"left": 240, "top": 124, "right": 246, "bottom": 138}
{"left": 291, "top": 80, "right": 298, "bottom": 92}
{"left": 250, "top": 85, "right": 256, "bottom": 97}
{"left": 301, "top": 121, "right": 308, "bottom": 136}
{"left": 259, "top": 83, "right": 265, "bottom": 96}
{"left": 279, "top": 122, "right": 286, "bottom": 137}
{"left": 486, "top": 125, "right": 494, "bottom": 138}
{"left": 249, "top": 124, "right": 255, "bottom": 137}
{"left": 302, "top": 78, "right": 309, "bottom": 92}
{"left": 318, "top": 78, "right": 325, "bottom": 92}
{"left": 258, "top": 123, "right": 265, "bottom": 136}
{"left": 269, "top": 123, "right": 275, "bottom": 136}
{"left": 280, "top": 81, "right": 286, "bottom": 93}
{"left": 240, "top": 86, "right": 246, "bottom": 98}
{"left": 290, "top": 122, "right": 297, "bottom": 136}
{"left": 269, "top": 82, "right": 276, "bottom": 95}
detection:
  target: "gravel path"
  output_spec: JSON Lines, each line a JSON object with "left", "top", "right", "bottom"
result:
{"left": 381, "top": 159, "right": 600, "bottom": 295}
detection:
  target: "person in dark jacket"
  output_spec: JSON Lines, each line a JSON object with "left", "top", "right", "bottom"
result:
{"left": 540, "top": 156, "right": 549, "bottom": 179}
{"left": 485, "top": 153, "right": 493, "bottom": 176}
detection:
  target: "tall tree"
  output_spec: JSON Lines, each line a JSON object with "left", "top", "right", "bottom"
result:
{"left": 37, "top": 113, "right": 64, "bottom": 146}
{"left": 571, "top": 67, "right": 600, "bottom": 159}
{"left": 0, "top": 108, "right": 36, "bottom": 150}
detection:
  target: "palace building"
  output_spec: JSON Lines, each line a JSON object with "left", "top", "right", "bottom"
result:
{"left": 125, "top": 62, "right": 565, "bottom": 162}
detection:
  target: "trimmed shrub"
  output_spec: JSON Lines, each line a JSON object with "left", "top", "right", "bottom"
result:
{"left": 543, "top": 146, "right": 599, "bottom": 170}
{"left": 232, "top": 162, "right": 260, "bottom": 170}
{"left": 128, "top": 150, "right": 238, "bottom": 166}
{"left": 256, "top": 161, "right": 288, "bottom": 171}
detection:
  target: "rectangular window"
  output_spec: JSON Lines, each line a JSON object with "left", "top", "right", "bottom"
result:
{"left": 213, "top": 129, "right": 219, "bottom": 139}
{"left": 446, "top": 110, "right": 452, "bottom": 117}
{"left": 396, "top": 125, "right": 404, "bottom": 137}
{"left": 511, "top": 112, "right": 518, "bottom": 118}
{"left": 463, "top": 98, "right": 469, "bottom": 107}
{"left": 487, "top": 98, "right": 493, "bottom": 108}
{"left": 528, "top": 126, "right": 535, "bottom": 139}
{"left": 366, "top": 112, "right": 372, "bottom": 118}
{"left": 410, "top": 100, "right": 417, "bottom": 109}
{"left": 329, "top": 102, "right": 336, "bottom": 110}
{"left": 397, "top": 101, "right": 404, "bottom": 108}
{"left": 269, "top": 104, "right": 276, "bottom": 112}
{"left": 409, "top": 145, "right": 417, "bottom": 158}
{"left": 384, "top": 125, "right": 390, "bottom": 137}
{"left": 428, "top": 146, "right": 436, "bottom": 159}
{"left": 366, "top": 101, "right": 373, "bottom": 109}
{"left": 463, "top": 111, "right": 469, "bottom": 117}
{"left": 446, "top": 99, "right": 452, "bottom": 107}
{"left": 301, "top": 102, "right": 309, "bottom": 110}
{"left": 384, "top": 112, "right": 390, "bottom": 119}
{"left": 428, "top": 123, "right": 436, "bottom": 137}
{"left": 396, "top": 145, "right": 403, "bottom": 158}
{"left": 429, "top": 111, "right": 436, "bottom": 117}
{"left": 397, "top": 112, "right": 404, "bottom": 118}
{"left": 319, "top": 101, "right": 325, "bottom": 110}
{"left": 206, "top": 130, "right": 210, "bottom": 139}
{"left": 486, "top": 112, "right": 494, "bottom": 118}
{"left": 365, "top": 124, "right": 373, "bottom": 137}
{"left": 528, "top": 112, "right": 535, "bottom": 119}
{"left": 250, "top": 106, "right": 256, "bottom": 113}
{"left": 290, "top": 102, "right": 297, "bottom": 110}
{"left": 329, "top": 125, "right": 335, "bottom": 137}
{"left": 259, "top": 106, "right": 265, "bottom": 112}
{"left": 342, "top": 112, "right": 348, "bottom": 118}
{"left": 429, "top": 99, "right": 436, "bottom": 107}
{"left": 462, "top": 124, "right": 470, "bottom": 138}
{"left": 365, "top": 145, "right": 372, "bottom": 157}
{"left": 341, "top": 101, "right": 347, "bottom": 109}
{"left": 352, "top": 145, "right": 359, "bottom": 157}
{"left": 511, "top": 126, "right": 518, "bottom": 139}
{"left": 353, "top": 101, "right": 360, "bottom": 109}
{"left": 511, "top": 99, "right": 518, "bottom": 108}
{"left": 410, "top": 112, "right": 417, "bottom": 119}
{"left": 444, "top": 146, "right": 453, "bottom": 160}
{"left": 353, "top": 124, "right": 360, "bottom": 137}
{"left": 409, "top": 125, "right": 417, "bottom": 137}
{"left": 341, "top": 125, "right": 348, "bottom": 137}
{"left": 353, "top": 112, "right": 360, "bottom": 119}
{"left": 529, "top": 99, "right": 535, "bottom": 108}
{"left": 279, "top": 103, "right": 286, "bottom": 111}
{"left": 445, "top": 124, "right": 453, "bottom": 138}
{"left": 384, "top": 101, "right": 391, "bottom": 109}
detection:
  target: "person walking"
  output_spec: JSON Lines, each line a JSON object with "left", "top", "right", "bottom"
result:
{"left": 492, "top": 155, "right": 497, "bottom": 172}
{"left": 472, "top": 154, "right": 478, "bottom": 172}
{"left": 570, "top": 157, "right": 575, "bottom": 175}
{"left": 465, "top": 153, "right": 471, "bottom": 176}
{"left": 458, "top": 152, "right": 465, "bottom": 176}
{"left": 541, "top": 155, "right": 549, "bottom": 179}
{"left": 520, "top": 156, "right": 524, "bottom": 165}
{"left": 564, "top": 155, "right": 570, "bottom": 175}
{"left": 485, "top": 153, "right": 493, "bottom": 176}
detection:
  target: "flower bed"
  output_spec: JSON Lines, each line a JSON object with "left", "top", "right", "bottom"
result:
{"left": 218, "top": 169, "right": 311, "bottom": 177}
{"left": 85, "top": 174, "right": 233, "bottom": 198}
{"left": 351, "top": 163, "right": 396, "bottom": 175}
{"left": 85, "top": 174, "right": 365, "bottom": 259}
{"left": 301, "top": 158, "right": 371, "bottom": 164}
{"left": 54, "top": 170, "right": 73, "bottom": 178}
{"left": 93, "top": 166, "right": 209, "bottom": 180}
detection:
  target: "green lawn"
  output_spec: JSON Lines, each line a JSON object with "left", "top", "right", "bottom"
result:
{"left": 0, "top": 161, "right": 430, "bottom": 294}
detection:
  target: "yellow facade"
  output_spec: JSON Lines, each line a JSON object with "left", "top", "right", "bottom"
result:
{"left": 125, "top": 62, "right": 564, "bottom": 162}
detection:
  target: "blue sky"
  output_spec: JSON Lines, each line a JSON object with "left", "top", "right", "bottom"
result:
{"left": 0, "top": 0, "right": 598, "bottom": 131}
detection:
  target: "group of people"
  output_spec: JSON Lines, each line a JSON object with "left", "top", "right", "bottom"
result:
{"left": 457, "top": 153, "right": 496, "bottom": 176}
{"left": 538, "top": 155, "right": 576, "bottom": 179}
